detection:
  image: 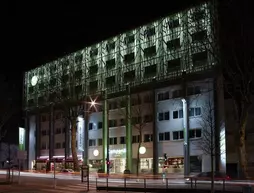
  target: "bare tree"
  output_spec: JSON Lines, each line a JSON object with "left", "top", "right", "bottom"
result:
{"left": 46, "top": 56, "right": 86, "bottom": 172}
{"left": 0, "top": 111, "right": 14, "bottom": 143}
{"left": 118, "top": 92, "right": 153, "bottom": 177}
{"left": 187, "top": 1, "right": 253, "bottom": 178}
{"left": 195, "top": 96, "right": 225, "bottom": 193}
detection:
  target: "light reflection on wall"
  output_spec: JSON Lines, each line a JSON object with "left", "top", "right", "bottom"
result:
{"left": 77, "top": 117, "right": 84, "bottom": 151}
{"left": 220, "top": 122, "right": 226, "bottom": 171}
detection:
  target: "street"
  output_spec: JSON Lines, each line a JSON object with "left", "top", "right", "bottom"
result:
{"left": 0, "top": 173, "right": 252, "bottom": 193}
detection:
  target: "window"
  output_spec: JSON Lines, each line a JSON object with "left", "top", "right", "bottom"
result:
{"left": 132, "top": 116, "right": 141, "bottom": 125}
{"left": 189, "top": 129, "right": 202, "bottom": 138}
{"left": 62, "top": 142, "right": 65, "bottom": 148}
{"left": 124, "top": 70, "right": 135, "bottom": 83}
{"left": 145, "top": 27, "right": 156, "bottom": 37}
{"left": 144, "top": 94, "right": 153, "bottom": 103}
{"left": 89, "top": 65, "right": 98, "bottom": 75}
{"left": 144, "top": 64, "right": 157, "bottom": 78}
{"left": 89, "top": 139, "right": 96, "bottom": 146}
{"left": 173, "top": 109, "right": 183, "bottom": 119}
{"left": 173, "top": 131, "right": 184, "bottom": 140}
{"left": 124, "top": 53, "right": 135, "bottom": 63}
{"left": 192, "top": 51, "right": 208, "bottom": 67}
{"left": 189, "top": 107, "right": 201, "bottom": 117}
{"left": 120, "top": 119, "right": 125, "bottom": 126}
{"left": 41, "top": 130, "right": 47, "bottom": 136}
{"left": 109, "top": 119, "right": 117, "bottom": 127}
{"left": 55, "top": 128, "right": 61, "bottom": 134}
{"left": 144, "top": 134, "right": 153, "bottom": 142}
{"left": 109, "top": 101, "right": 118, "bottom": 110}
{"left": 168, "top": 19, "right": 180, "bottom": 28}
{"left": 124, "top": 35, "right": 135, "bottom": 44}
{"left": 109, "top": 137, "right": 117, "bottom": 145}
{"left": 167, "top": 58, "right": 181, "bottom": 72}
{"left": 132, "top": 135, "right": 140, "bottom": 143}
{"left": 159, "top": 132, "right": 170, "bottom": 141}
{"left": 98, "top": 138, "right": 103, "bottom": 146}
{"left": 98, "top": 122, "right": 102, "bottom": 129}
{"left": 89, "top": 123, "right": 93, "bottom": 130}
{"left": 62, "top": 128, "right": 66, "bottom": 133}
{"left": 166, "top": 38, "right": 180, "bottom": 50}
{"left": 106, "top": 58, "right": 116, "bottom": 70}
{"left": 144, "top": 46, "right": 156, "bottom": 57}
{"left": 192, "top": 30, "right": 207, "bottom": 42}
{"left": 158, "top": 91, "right": 170, "bottom": 101}
{"left": 106, "top": 76, "right": 115, "bottom": 87}
{"left": 144, "top": 114, "right": 153, "bottom": 123}
{"left": 120, "top": 137, "right": 126, "bottom": 144}
{"left": 187, "top": 86, "right": 201, "bottom": 95}
{"left": 41, "top": 143, "right": 47, "bottom": 150}
{"left": 55, "top": 143, "right": 61, "bottom": 149}
{"left": 172, "top": 89, "right": 182, "bottom": 98}
{"left": 158, "top": 111, "right": 170, "bottom": 121}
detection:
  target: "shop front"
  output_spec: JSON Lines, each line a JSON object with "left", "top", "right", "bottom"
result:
{"left": 109, "top": 148, "right": 126, "bottom": 174}
{"left": 159, "top": 156, "right": 202, "bottom": 174}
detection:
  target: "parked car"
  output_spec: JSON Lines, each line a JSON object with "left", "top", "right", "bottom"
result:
{"left": 59, "top": 169, "right": 74, "bottom": 174}
{"left": 185, "top": 171, "right": 231, "bottom": 183}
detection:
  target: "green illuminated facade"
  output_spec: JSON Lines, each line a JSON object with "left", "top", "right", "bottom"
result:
{"left": 24, "top": 2, "right": 217, "bottom": 108}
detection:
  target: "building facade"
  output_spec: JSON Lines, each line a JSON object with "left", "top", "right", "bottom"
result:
{"left": 23, "top": 2, "right": 224, "bottom": 174}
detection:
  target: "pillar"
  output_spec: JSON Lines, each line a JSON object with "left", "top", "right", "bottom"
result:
{"left": 83, "top": 102, "right": 89, "bottom": 165}
{"left": 125, "top": 84, "right": 132, "bottom": 171}
{"left": 181, "top": 72, "right": 190, "bottom": 176}
{"left": 35, "top": 109, "right": 41, "bottom": 159}
{"left": 49, "top": 104, "right": 55, "bottom": 161}
{"left": 102, "top": 90, "right": 109, "bottom": 173}
{"left": 25, "top": 110, "right": 29, "bottom": 170}
{"left": 152, "top": 79, "right": 158, "bottom": 174}
{"left": 64, "top": 117, "right": 70, "bottom": 164}
{"left": 182, "top": 98, "right": 190, "bottom": 176}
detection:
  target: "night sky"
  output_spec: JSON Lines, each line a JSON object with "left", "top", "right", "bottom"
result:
{"left": 3, "top": 0, "right": 252, "bottom": 144}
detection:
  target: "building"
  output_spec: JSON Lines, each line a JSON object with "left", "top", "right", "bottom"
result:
{"left": 0, "top": 143, "right": 18, "bottom": 169}
{"left": 23, "top": 2, "right": 225, "bottom": 174}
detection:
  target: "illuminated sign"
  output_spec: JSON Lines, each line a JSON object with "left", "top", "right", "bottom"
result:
{"left": 77, "top": 117, "right": 84, "bottom": 151}
{"left": 19, "top": 127, "right": 25, "bottom": 151}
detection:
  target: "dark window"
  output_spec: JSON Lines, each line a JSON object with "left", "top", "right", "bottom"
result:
{"left": 144, "top": 64, "right": 157, "bottom": 78}
{"left": 166, "top": 39, "right": 180, "bottom": 50}
{"left": 124, "top": 53, "right": 135, "bottom": 63}
{"left": 98, "top": 122, "right": 102, "bottom": 129}
{"left": 144, "top": 46, "right": 156, "bottom": 57}
{"left": 89, "top": 123, "right": 93, "bottom": 130}
{"left": 120, "top": 137, "right": 126, "bottom": 144}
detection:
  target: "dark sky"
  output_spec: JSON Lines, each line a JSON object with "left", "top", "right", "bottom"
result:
{"left": 8, "top": 0, "right": 205, "bottom": 73}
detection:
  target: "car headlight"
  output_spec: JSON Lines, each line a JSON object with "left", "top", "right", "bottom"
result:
{"left": 186, "top": 178, "right": 190, "bottom": 181}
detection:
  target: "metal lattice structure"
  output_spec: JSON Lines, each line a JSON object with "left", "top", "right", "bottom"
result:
{"left": 24, "top": 2, "right": 218, "bottom": 110}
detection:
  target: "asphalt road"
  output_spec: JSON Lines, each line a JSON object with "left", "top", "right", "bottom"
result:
{"left": 0, "top": 174, "right": 250, "bottom": 193}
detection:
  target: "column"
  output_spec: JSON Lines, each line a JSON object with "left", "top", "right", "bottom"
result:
{"left": 152, "top": 78, "right": 158, "bottom": 175}
{"left": 64, "top": 117, "right": 70, "bottom": 162}
{"left": 49, "top": 104, "right": 55, "bottom": 161}
{"left": 25, "top": 111, "right": 29, "bottom": 170}
{"left": 83, "top": 102, "right": 89, "bottom": 165}
{"left": 35, "top": 109, "right": 41, "bottom": 159}
{"left": 125, "top": 84, "right": 132, "bottom": 172}
{"left": 182, "top": 72, "right": 190, "bottom": 176}
{"left": 182, "top": 98, "right": 190, "bottom": 176}
{"left": 102, "top": 90, "right": 109, "bottom": 173}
